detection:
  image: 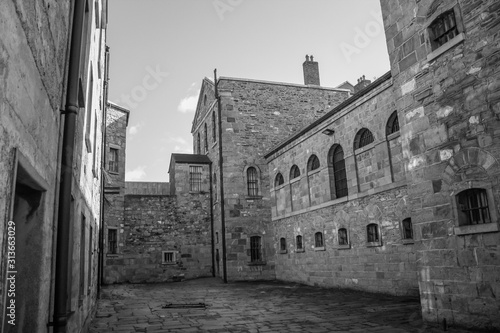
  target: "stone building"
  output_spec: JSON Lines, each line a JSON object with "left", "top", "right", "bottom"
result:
{"left": 0, "top": 0, "right": 109, "bottom": 332}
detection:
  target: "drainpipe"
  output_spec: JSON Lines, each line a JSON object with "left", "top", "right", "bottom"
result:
{"left": 53, "top": 0, "right": 85, "bottom": 330}
{"left": 214, "top": 69, "right": 227, "bottom": 283}
{"left": 209, "top": 163, "right": 215, "bottom": 277}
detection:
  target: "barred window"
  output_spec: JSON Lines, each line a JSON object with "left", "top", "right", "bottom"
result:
{"left": 296, "top": 235, "right": 303, "bottom": 250}
{"left": 354, "top": 128, "right": 374, "bottom": 149}
{"left": 189, "top": 166, "right": 202, "bottom": 192}
{"left": 367, "top": 224, "right": 379, "bottom": 242}
{"left": 250, "top": 236, "right": 262, "bottom": 262}
{"left": 290, "top": 165, "right": 301, "bottom": 179}
{"left": 402, "top": 218, "right": 413, "bottom": 239}
{"left": 315, "top": 232, "right": 324, "bottom": 247}
{"left": 108, "top": 148, "right": 119, "bottom": 173}
{"left": 280, "top": 237, "right": 286, "bottom": 251}
{"left": 429, "top": 10, "right": 459, "bottom": 50}
{"left": 338, "top": 228, "right": 348, "bottom": 245}
{"left": 275, "top": 173, "right": 284, "bottom": 187}
{"left": 108, "top": 228, "right": 117, "bottom": 254}
{"left": 162, "top": 251, "right": 176, "bottom": 264}
{"left": 456, "top": 189, "right": 491, "bottom": 225}
{"left": 386, "top": 111, "right": 400, "bottom": 136}
{"left": 247, "top": 167, "right": 258, "bottom": 196}
{"left": 330, "top": 145, "right": 348, "bottom": 198}
{"left": 307, "top": 155, "right": 320, "bottom": 172}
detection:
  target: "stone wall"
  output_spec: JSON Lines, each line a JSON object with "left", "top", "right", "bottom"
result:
{"left": 381, "top": 0, "right": 500, "bottom": 329}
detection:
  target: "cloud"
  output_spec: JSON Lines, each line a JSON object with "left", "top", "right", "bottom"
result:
{"left": 128, "top": 123, "right": 143, "bottom": 136}
{"left": 177, "top": 93, "right": 199, "bottom": 113}
{"left": 125, "top": 166, "right": 146, "bottom": 181}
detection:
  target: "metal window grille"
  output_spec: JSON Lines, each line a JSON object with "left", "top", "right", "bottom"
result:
{"left": 308, "top": 155, "right": 320, "bottom": 172}
{"left": 402, "top": 218, "right": 413, "bottom": 239}
{"left": 332, "top": 146, "right": 348, "bottom": 198}
{"left": 247, "top": 167, "right": 258, "bottom": 196}
{"left": 190, "top": 166, "right": 202, "bottom": 192}
{"left": 212, "top": 112, "right": 217, "bottom": 142}
{"left": 290, "top": 165, "right": 300, "bottom": 179}
{"left": 367, "top": 224, "right": 379, "bottom": 242}
{"left": 204, "top": 124, "right": 208, "bottom": 152}
{"left": 315, "top": 232, "right": 324, "bottom": 247}
{"left": 387, "top": 112, "right": 400, "bottom": 136}
{"left": 275, "top": 173, "right": 284, "bottom": 186}
{"left": 356, "top": 129, "right": 374, "bottom": 149}
{"left": 250, "top": 236, "right": 261, "bottom": 262}
{"left": 109, "top": 148, "right": 119, "bottom": 173}
{"left": 108, "top": 229, "right": 117, "bottom": 254}
{"left": 457, "top": 189, "right": 491, "bottom": 225}
{"left": 296, "top": 235, "right": 303, "bottom": 249}
{"left": 163, "top": 251, "right": 175, "bottom": 263}
{"left": 280, "top": 238, "right": 286, "bottom": 251}
{"left": 430, "top": 10, "right": 459, "bottom": 49}
{"left": 338, "top": 228, "right": 348, "bottom": 245}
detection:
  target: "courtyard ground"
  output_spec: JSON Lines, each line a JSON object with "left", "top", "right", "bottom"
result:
{"left": 89, "top": 277, "right": 476, "bottom": 333}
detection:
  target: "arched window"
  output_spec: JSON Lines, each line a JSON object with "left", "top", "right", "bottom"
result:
{"left": 402, "top": 218, "right": 413, "bottom": 239}
{"left": 354, "top": 128, "right": 374, "bottom": 150}
{"left": 386, "top": 111, "right": 400, "bottom": 136}
{"left": 329, "top": 145, "right": 348, "bottom": 198}
{"left": 367, "top": 223, "right": 379, "bottom": 243}
{"left": 247, "top": 167, "right": 258, "bottom": 196}
{"left": 212, "top": 111, "right": 217, "bottom": 142}
{"left": 456, "top": 188, "right": 491, "bottom": 225}
{"left": 275, "top": 173, "right": 284, "bottom": 187}
{"left": 338, "top": 228, "right": 348, "bottom": 245}
{"left": 279, "top": 237, "right": 286, "bottom": 251}
{"left": 250, "top": 236, "right": 262, "bottom": 262}
{"left": 204, "top": 123, "right": 208, "bottom": 152}
{"left": 296, "top": 235, "right": 303, "bottom": 250}
{"left": 314, "top": 232, "right": 324, "bottom": 247}
{"left": 307, "top": 155, "right": 320, "bottom": 172}
{"left": 290, "top": 165, "right": 300, "bottom": 179}
{"left": 196, "top": 132, "right": 201, "bottom": 154}
{"left": 204, "top": 94, "right": 207, "bottom": 106}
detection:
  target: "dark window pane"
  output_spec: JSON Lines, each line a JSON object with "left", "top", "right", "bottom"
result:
{"left": 250, "top": 236, "right": 261, "bottom": 262}
{"left": 280, "top": 238, "right": 286, "bottom": 251}
{"left": 367, "top": 224, "right": 379, "bottom": 242}
{"left": 402, "top": 218, "right": 413, "bottom": 239}
{"left": 332, "top": 146, "right": 348, "bottom": 198}
{"left": 290, "top": 165, "right": 301, "bottom": 179}
{"left": 275, "top": 173, "right": 284, "bottom": 186}
{"left": 315, "top": 232, "right": 323, "bottom": 247}
{"left": 247, "top": 167, "right": 258, "bottom": 196}
{"left": 356, "top": 128, "right": 374, "bottom": 149}
{"left": 296, "top": 235, "right": 303, "bottom": 249}
{"left": 308, "top": 155, "right": 320, "bottom": 172}
{"left": 430, "top": 10, "right": 459, "bottom": 49}
{"left": 338, "top": 228, "right": 348, "bottom": 245}
{"left": 457, "top": 189, "right": 490, "bottom": 225}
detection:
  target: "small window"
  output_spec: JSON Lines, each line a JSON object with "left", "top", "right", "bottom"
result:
{"left": 247, "top": 167, "right": 258, "bottom": 196}
{"left": 296, "top": 235, "right": 303, "bottom": 250}
{"left": 307, "top": 155, "right": 320, "bottom": 172}
{"left": 314, "top": 232, "right": 324, "bottom": 248}
{"left": 338, "top": 228, "right": 348, "bottom": 245}
{"left": 402, "top": 218, "right": 413, "bottom": 239}
{"left": 189, "top": 166, "right": 203, "bottom": 192}
{"left": 212, "top": 111, "right": 217, "bottom": 142}
{"left": 367, "top": 223, "right": 379, "bottom": 243}
{"left": 354, "top": 128, "right": 374, "bottom": 150}
{"left": 279, "top": 237, "right": 287, "bottom": 253}
{"left": 216, "top": 232, "right": 219, "bottom": 244}
{"left": 204, "top": 94, "right": 207, "bottom": 106}
{"left": 108, "top": 148, "right": 119, "bottom": 173}
{"left": 290, "top": 165, "right": 301, "bottom": 179}
{"left": 196, "top": 132, "right": 201, "bottom": 154}
{"left": 275, "top": 173, "right": 284, "bottom": 187}
{"left": 250, "top": 236, "right": 262, "bottom": 262}
{"left": 456, "top": 189, "right": 491, "bottom": 226}
{"left": 386, "top": 111, "right": 400, "bottom": 136}
{"left": 429, "top": 10, "right": 459, "bottom": 51}
{"left": 108, "top": 228, "right": 117, "bottom": 254}
{"left": 162, "top": 251, "right": 176, "bottom": 264}
{"left": 204, "top": 123, "right": 208, "bottom": 153}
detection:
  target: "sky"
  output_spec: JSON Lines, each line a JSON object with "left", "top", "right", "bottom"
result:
{"left": 107, "top": 0, "right": 390, "bottom": 182}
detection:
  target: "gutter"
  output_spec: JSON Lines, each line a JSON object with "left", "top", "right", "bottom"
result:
{"left": 52, "top": 0, "right": 85, "bottom": 330}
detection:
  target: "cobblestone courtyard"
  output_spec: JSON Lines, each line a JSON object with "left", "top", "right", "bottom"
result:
{"left": 89, "top": 278, "right": 477, "bottom": 333}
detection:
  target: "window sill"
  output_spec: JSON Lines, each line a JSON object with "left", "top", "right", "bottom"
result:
{"left": 354, "top": 142, "right": 376, "bottom": 155}
{"left": 314, "top": 246, "right": 325, "bottom": 251}
{"left": 161, "top": 262, "right": 177, "bottom": 266}
{"left": 247, "top": 261, "right": 266, "bottom": 266}
{"left": 335, "top": 244, "right": 351, "bottom": 250}
{"left": 279, "top": 250, "right": 287, "bottom": 254}
{"left": 245, "top": 196, "right": 262, "bottom": 201}
{"left": 427, "top": 32, "right": 465, "bottom": 62}
{"left": 367, "top": 241, "right": 382, "bottom": 247}
{"left": 454, "top": 222, "right": 499, "bottom": 236}
{"left": 295, "top": 249, "right": 305, "bottom": 253}
{"left": 387, "top": 131, "right": 400, "bottom": 141}
{"left": 402, "top": 239, "right": 414, "bottom": 245}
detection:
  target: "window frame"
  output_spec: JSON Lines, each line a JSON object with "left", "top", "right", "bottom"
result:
{"left": 336, "top": 227, "right": 351, "bottom": 249}
{"left": 162, "top": 251, "right": 177, "bottom": 265}
{"left": 307, "top": 155, "right": 320, "bottom": 173}
{"left": 456, "top": 188, "right": 492, "bottom": 226}
{"left": 366, "top": 223, "right": 382, "bottom": 247}
{"left": 248, "top": 236, "right": 265, "bottom": 264}
{"left": 296, "top": 235, "right": 304, "bottom": 253}
{"left": 401, "top": 218, "right": 414, "bottom": 244}
{"left": 329, "top": 145, "right": 348, "bottom": 199}
{"left": 244, "top": 166, "right": 261, "bottom": 198}
{"left": 279, "top": 237, "right": 287, "bottom": 254}
{"left": 189, "top": 165, "right": 203, "bottom": 192}
{"left": 386, "top": 111, "right": 400, "bottom": 137}
{"left": 275, "top": 173, "right": 284, "bottom": 187}
{"left": 107, "top": 227, "right": 118, "bottom": 255}
{"left": 290, "top": 165, "right": 301, "bottom": 180}
{"left": 314, "top": 231, "right": 325, "bottom": 251}
{"left": 354, "top": 128, "right": 375, "bottom": 150}
{"left": 108, "top": 147, "right": 119, "bottom": 174}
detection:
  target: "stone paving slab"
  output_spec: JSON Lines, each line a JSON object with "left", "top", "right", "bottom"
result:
{"left": 89, "top": 278, "right": 477, "bottom": 333}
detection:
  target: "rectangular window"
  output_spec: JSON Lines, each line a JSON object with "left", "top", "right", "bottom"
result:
{"left": 189, "top": 166, "right": 202, "bottom": 192}
{"left": 109, "top": 148, "right": 119, "bottom": 173}
{"left": 338, "top": 228, "right": 348, "bottom": 245}
{"left": 296, "top": 235, "right": 303, "bottom": 250}
{"left": 162, "top": 251, "right": 176, "bottom": 264}
{"left": 250, "top": 236, "right": 261, "bottom": 262}
{"left": 457, "top": 189, "right": 491, "bottom": 225}
{"left": 247, "top": 167, "right": 258, "bottom": 196}
{"left": 402, "top": 218, "right": 413, "bottom": 239}
{"left": 367, "top": 224, "right": 379, "bottom": 243}
{"left": 429, "top": 10, "right": 459, "bottom": 50}
{"left": 108, "top": 228, "right": 117, "bottom": 254}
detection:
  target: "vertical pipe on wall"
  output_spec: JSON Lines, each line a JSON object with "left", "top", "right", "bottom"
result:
{"left": 214, "top": 69, "right": 227, "bottom": 283}
{"left": 209, "top": 163, "right": 215, "bottom": 277}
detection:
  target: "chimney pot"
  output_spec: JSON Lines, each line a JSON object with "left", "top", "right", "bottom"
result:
{"left": 303, "top": 55, "right": 320, "bottom": 85}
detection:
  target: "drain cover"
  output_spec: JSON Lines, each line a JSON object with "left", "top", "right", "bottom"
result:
{"left": 162, "top": 303, "right": 206, "bottom": 309}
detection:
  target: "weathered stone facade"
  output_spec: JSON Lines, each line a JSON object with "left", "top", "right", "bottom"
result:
{"left": 379, "top": 0, "right": 500, "bottom": 329}
{"left": 0, "top": 0, "right": 108, "bottom": 331}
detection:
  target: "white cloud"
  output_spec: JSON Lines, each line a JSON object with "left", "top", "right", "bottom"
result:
{"left": 169, "top": 136, "right": 188, "bottom": 145}
{"left": 177, "top": 94, "right": 198, "bottom": 113}
{"left": 125, "top": 166, "right": 146, "bottom": 181}
{"left": 128, "top": 123, "right": 143, "bottom": 136}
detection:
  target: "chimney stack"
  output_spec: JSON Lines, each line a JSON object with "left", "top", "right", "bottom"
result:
{"left": 303, "top": 55, "right": 320, "bottom": 86}
{"left": 354, "top": 75, "right": 371, "bottom": 93}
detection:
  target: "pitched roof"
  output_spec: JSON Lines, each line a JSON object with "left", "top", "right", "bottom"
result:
{"left": 168, "top": 154, "right": 212, "bottom": 173}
